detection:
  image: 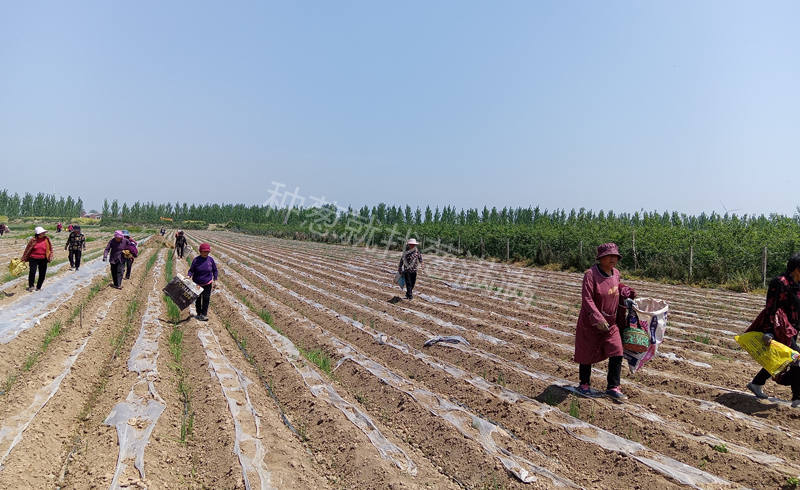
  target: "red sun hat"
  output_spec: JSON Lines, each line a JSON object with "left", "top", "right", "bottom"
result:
{"left": 596, "top": 242, "right": 621, "bottom": 260}
{"left": 199, "top": 243, "right": 211, "bottom": 252}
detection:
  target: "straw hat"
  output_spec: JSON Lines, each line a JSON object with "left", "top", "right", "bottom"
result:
{"left": 407, "top": 238, "right": 418, "bottom": 245}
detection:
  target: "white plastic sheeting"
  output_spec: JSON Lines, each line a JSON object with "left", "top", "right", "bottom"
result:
{"left": 0, "top": 236, "right": 150, "bottom": 344}
{"left": 217, "top": 284, "right": 418, "bottom": 476}
{"left": 104, "top": 250, "right": 165, "bottom": 489}
{"left": 0, "top": 296, "right": 120, "bottom": 469}
{"left": 213, "top": 246, "right": 738, "bottom": 488}
{"left": 0, "top": 257, "right": 107, "bottom": 343}
{"left": 197, "top": 325, "right": 273, "bottom": 490}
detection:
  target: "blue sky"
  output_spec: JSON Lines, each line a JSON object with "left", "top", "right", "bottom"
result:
{"left": 1, "top": 1, "right": 798, "bottom": 215}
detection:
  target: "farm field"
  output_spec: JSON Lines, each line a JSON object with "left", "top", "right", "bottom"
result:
{"left": 0, "top": 230, "right": 797, "bottom": 489}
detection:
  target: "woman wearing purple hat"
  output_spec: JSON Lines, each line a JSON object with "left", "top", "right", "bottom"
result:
{"left": 573, "top": 242, "right": 636, "bottom": 399}
{"left": 103, "top": 230, "right": 130, "bottom": 289}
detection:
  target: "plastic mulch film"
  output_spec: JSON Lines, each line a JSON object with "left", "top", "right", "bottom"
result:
{"left": 104, "top": 252, "right": 166, "bottom": 488}
{"left": 215, "top": 251, "right": 737, "bottom": 488}
{"left": 0, "top": 297, "right": 119, "bottom": 468}
{"left": 197, "top": 325, "right": 273, "bottom": 490}
{"left": 0, "top": 236, "right": 151, "bottom": 342}
{"left": 217, "top": 285, "right": 418, "bottom": 477}
{"left": 0, "top": 256, "right": 107, "bottom": 343}
{"left": 215, "top": 255, "right": 578, "bottom": 485}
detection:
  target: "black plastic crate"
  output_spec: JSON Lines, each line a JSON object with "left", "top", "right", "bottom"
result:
{"left": 163, "top": 275, "right": 202, "bottom": 310}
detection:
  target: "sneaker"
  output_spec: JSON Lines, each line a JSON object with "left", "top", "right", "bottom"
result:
{"left": 35, "top": 288, "right": 41, "bottom": 292}
{"left": 792, "top": 400, "right": 800, "bottom": 408}
{"left": 577, "top": 383, "right": 592, "bottom": 395}
{"left": 26, "top": 286, "right": 35, "bottom": 292}
{"left": 199, "top": 315, "right": 209, "bottom": 322}
{"left": 747, "top": 382, "right": 768, "bottom": 399}
{"left": 69, "top": 266, "right": 74, "bottom": 270}
{"left": 606, "top": 386, "right": 628, "bottom": 400}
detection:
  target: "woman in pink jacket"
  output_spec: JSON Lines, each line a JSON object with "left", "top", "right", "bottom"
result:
{"left": 574, "top": 243, "right": 636, "bottom": 400}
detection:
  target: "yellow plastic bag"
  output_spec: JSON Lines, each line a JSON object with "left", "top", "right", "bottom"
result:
{"left": 735, "top": 331, "right": 800, "bottom": 376}
{"left": 8, "top": 258, "right": 28, "bottom": 276}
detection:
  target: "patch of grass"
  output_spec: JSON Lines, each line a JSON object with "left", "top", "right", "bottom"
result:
{"left": 164, "top": 250, "right": 174, "bottom": 281}
{"left": 164, "top": 295, "right": 181, "bottom": 324}
{"left": 496, "top": 372, "right": 506, "bottom": 387}
{"left": 568, "top": 398, "right": 580, "bottom": 418}
{"left": 712, "top": 443, "right": 728, "bottom": 453}
{"left": 694, "top": 334, "right": 711, "bottom": 345}
{"left": 1, "top": 374, "right": 17, "bottom": 394}
{"left": 22, "top": 351, "right": 38, "bottom": 371}
{"left": 786, "top": 476, "right": 799, "bottom": 488}
{"left": 299, "top": 346, "right": 333, "bottom": 376}
{"left": 42, "top": 320, "right": 62, "bottom": 350}
{"left": 169, "top": 327, "right": 184, "bottom": 364}
{"left": 145, "top": 252, "right": 158, "bottom": 272}
{"left": 257, "top": 309, "right": 273, "bottom": 326}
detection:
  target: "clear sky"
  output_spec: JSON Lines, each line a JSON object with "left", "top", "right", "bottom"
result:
{"left": 1, "top": 1, "right": 798, "bottom": 215}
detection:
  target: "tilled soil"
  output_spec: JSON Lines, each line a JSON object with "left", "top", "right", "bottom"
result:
{"left": 1, "top": 231, "right": 798, "bottom": 488}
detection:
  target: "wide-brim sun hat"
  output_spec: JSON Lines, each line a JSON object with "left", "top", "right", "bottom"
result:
{"left": 34, "top": 226, "right": 47, "bottom": 235}
{"left": 122, "top": 230, "right": 130, "bottom": 236}
{"left": 199, "top": 243, "right": 211, "bottom": 252}
{"left": 596, "top": 242, "right": 621, "bottom": 260}
{"left": 407, "top": 238, "right": 418, "bottom": 245}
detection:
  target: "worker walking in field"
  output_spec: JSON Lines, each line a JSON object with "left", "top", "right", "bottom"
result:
{"left": 744, "top": 254, "right": 800, "bottom": 408}
{"left": 175, "top": 230, "right": 186, "bottom": 258}
{"left": 122, "top": 230, "right": 138, "bottom": 279}
{"left": 573, "top": 243, "right": 636, "bottom": 400}
{"left": 65, "top": 225, "right": 86, "bottom": 271}
{"left": 0, "top": 223, "right": 7, "bottom": 236}
{"left": 188, "top": 242, "right": 217, "bottom": 321}
{"left": 103, "top": 230, "right": 130, "bottom": 289}
{"left": 398, "top": 238, "right": 423, "bottom": 300}
{"left": 21, "top": 226, "right": 53, "bottom": 291}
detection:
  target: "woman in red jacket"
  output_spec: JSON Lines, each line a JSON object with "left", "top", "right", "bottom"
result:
{"left": 574, "top": 243, "right": 636, "bottom": 399}
{"left": 21, "top": 226, "right": 53, "bottom": 291}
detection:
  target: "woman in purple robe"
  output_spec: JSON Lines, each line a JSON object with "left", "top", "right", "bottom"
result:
{"left": 574, "top": 242, "right": 636, "bottom": 399}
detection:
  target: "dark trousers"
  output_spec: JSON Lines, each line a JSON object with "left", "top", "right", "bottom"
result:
{"left": 403, "top": 270, "right": 417, "bottom": 298}
{"left": 753, "top": 367, "right": 800, "bottom": 400}
{"left": 176, "top": 244, "right": 184, "bottom": 258}
{"left": 195, "top": 284, "right": 212, "bottom": 316}
{"left": 110, "top": 262, "right": 124, "bottom": 287}
{"left": 28, "top": 258, "right": 48, "bottom": 289}
{"left": 124, "top": 258, "right": 133, "bottom": 279}
{"left": 68, "top": 250, "right": 82, "bottom": 269}
{"left": 579, "top": 356, "right": 623, "bottom": 389}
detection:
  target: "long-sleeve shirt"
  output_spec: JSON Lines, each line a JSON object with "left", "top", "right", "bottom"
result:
{"left": 65, "top": 233, "right": 86, "bottom": 251}
{"left": 398, "top": 248, "right": 423, "bottom": 273}
{"left": 188, "top": 255, "right": 218, "bottom": 286}
{"left": 746, "top": 274, "right": 800, "bottom": 350}
{"left": 573, "top": 264, "right": 636, "bottom": 365}
{"left": 104, "top": 238, "right": 130, "bottom": 264}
